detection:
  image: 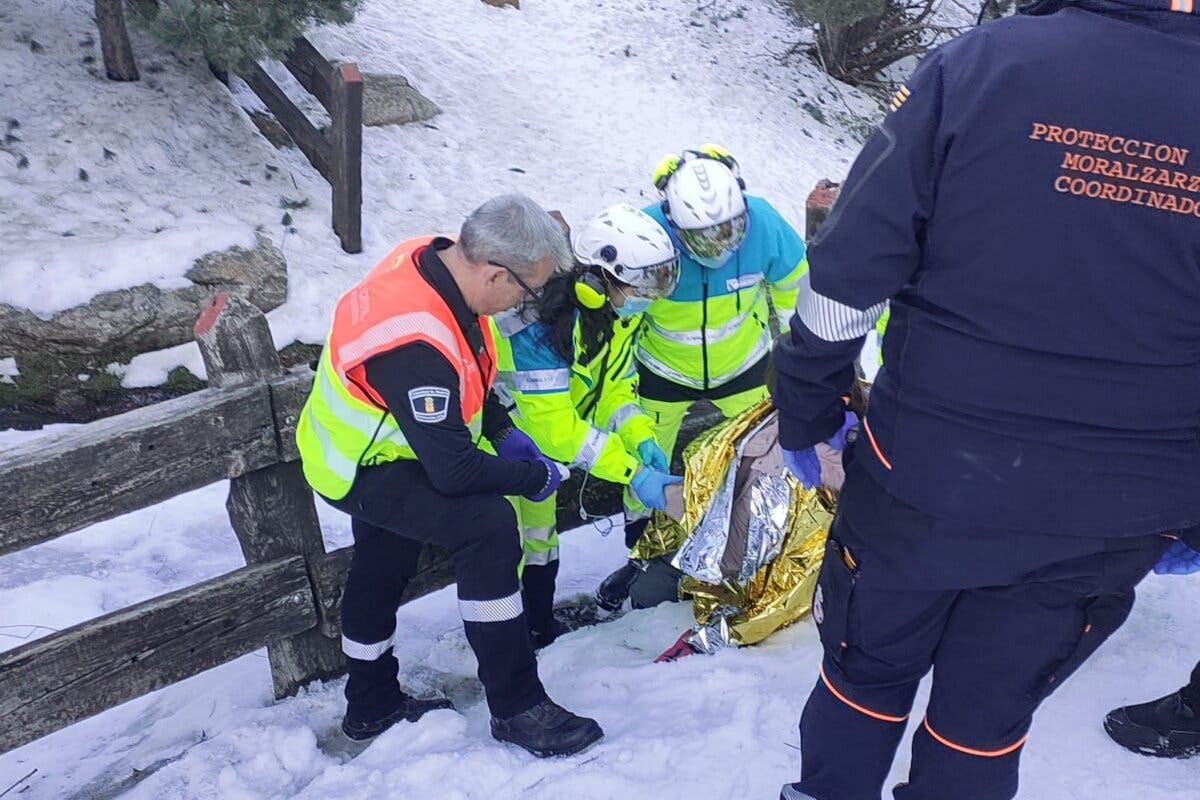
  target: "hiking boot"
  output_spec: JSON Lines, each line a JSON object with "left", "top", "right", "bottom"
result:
{"left": 596, "top": 561, "right": 639, "bottom": 611}
{"left": 1104, "top": 688, "right": 1200, "bottom": 758}
{"left": 341, "top": 694, "right": 455, "bottom": 742}
{"left": 490, "top": 698, "right": 604, "bottom": 757}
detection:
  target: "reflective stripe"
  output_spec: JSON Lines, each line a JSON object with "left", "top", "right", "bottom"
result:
{"left": 342, "top": 633, "right": 394, "bottom": 661}
{"left": 522, "top": 526, "right": 560, "bottom": 567}
{"left": 573, "top": 426, "right": 609, "bottom": 469}
{"left": 638, "top": 333, "right": 769, "bottom": 389}
{"left": 820, "top": 663, "right": 909, "bottom": 723}
{"left": 774, "top": 265, "right": 807, "bottom": 291}
{"left": 300, "top": 403, "right": 361, "bottom": 483}
{"left": 509, "top": 367, "right": 571, "bottom": 393}
{"left": 646, "top": 288, "right": 763, "bottom": 345}
{"left": 315, "top": 353, "right": 393, "bottom": 434}
{"left": 338, "top": 310, "right": 468, "bottom": 397}
{"left": 521, "top": 525, "right": 557, "bottom": 544}
{"left": 780, "top": 787, "right": 818, "bottom": 800}
{"left": 458, "top": 590, "right": 523, "bottom": 623}
{"left": 606, "top": 402, "right": 645, "bottom": 433}
{"left": 796, "top": 271, "right": 887, "bottom": 343}
{"left": 923, "top": 718, "right": 1028, "bottom": 758}
{"left": 524, "top": 547, "right": 560, "bottom": 566}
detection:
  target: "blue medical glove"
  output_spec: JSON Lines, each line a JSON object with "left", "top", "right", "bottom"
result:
{"left": 1154, "top": 540, "right": 1200, "bottom": 576}
{"left": 495, "top": 427, "right": 542, "bottom": 461}
{"left": 526, "top": 456, "right": 570, "bottom": 502}
{"left": 827, "top": 410, "right": 859, "bottom": 452}
{"left": 783, "top": 447, "right": 822, "bottom": 489}
{"left": 630, "top": 468, "right": 684, "bottom": 511}
{"left": 637, "top": 439, "right": 670, "bottom": 473}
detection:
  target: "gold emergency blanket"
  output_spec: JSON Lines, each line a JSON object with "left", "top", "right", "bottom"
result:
{"left": 634, "top": 399, "right": 835, "bottom": 649}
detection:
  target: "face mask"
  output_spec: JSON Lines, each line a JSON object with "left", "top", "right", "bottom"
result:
{"left": 615, "top": 295, "right": 653, "bottom": 317}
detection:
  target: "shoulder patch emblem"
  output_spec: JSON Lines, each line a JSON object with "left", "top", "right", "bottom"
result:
{"left": 408, "top": 386, "right": 451, "bottom": 423}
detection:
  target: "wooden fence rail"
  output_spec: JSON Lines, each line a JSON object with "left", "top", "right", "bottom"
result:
{"left": 243, "top": 36, "right": 363, "bottom": 254}
{"left": 0, "top": 219, "right": 761, "bottom": 752}
{"left": 0, "top": 293, "right": 445, "bottom": 755}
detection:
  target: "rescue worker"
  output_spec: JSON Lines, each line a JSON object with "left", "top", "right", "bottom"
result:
{"left": 490, "top": 203, "right": 683, "bottom": 646}
{"left": 296, "top": 194, "right": 604, "bottom": 757}
{"left": 769, "top": 2, "right": 1200, "bottom": 798}
{"left": 634, "top": 146, "right": 806, "bottom": 527}
{"left": 589, "top": 146, "right": 809, "bottom": 608}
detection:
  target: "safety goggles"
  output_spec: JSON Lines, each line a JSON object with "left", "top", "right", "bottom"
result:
{"left": 616, "top": 253, "right": 681, "bottom": 299}
{"left": 676, "top": 212, "right": 748, "bottom": 262}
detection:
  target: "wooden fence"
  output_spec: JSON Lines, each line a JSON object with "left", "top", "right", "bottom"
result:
{"left": 244, "top": 37, "right": 363, "bottom": 254}
{"left": 0, "top": 293, "right": 450, "bottom": 754}
{"left": 0, "top": 179, "right": 823, "bottom": 749}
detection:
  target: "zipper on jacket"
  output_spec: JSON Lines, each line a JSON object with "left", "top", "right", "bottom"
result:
{"left": 701, "top": 271, "right": 710, "bottom": 391}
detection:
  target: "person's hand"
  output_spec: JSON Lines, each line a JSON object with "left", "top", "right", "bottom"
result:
{"left": 783, "top": 447, "right": 822, "bottom": 489}
{"left": 630, "top": 467, "right": 684, "bottom": 511}
{"left": 526, "top": 456, "right": 570, "bottom": 502}
{"left": 495, "top": 427, "right": 542, "bottom": 461}
{"left": 637, "top": 439, "right": 670, "bottom": 473}
{"left": 1154, "top": 540, "right": 1200, "bottom": 576}
{"left": 785, "top": 412, "right": 858, "bottom": 489}
{"left": 827, "top": 410, "right": 859, "bottom": 452}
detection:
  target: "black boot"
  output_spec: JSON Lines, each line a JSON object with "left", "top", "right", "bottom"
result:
{"left": 490, "top": 698, "right": 604, "bottom": 757}
{"left": 596, "top": 561, "right": 640, "bottom": 612}
{"left": 1104, "top": 688, "right": 1200, "bottom": 758}
{"left": 342, "top": 693, "right": 455, "bottom": 741}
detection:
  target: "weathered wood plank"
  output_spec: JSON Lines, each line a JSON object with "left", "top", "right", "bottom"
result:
{"left": 311, "top": 544, "right": 455, "bottom": 639}
{"left": 269, "top": 367, "right": 315, "bottom": 463}
{"left": 243, "top": 64, "right": 332, "bottom": 179}
{"left": 197, "top": 294, "right": 343, "bottom": 698}
{"left": 284, "top": 36, "right": 334, "bottom": 111}
{"left": 330, "top": 63, "right": 363, "bottom": 254}
{"left": 227, "top": 464, "right": 343, "bottom": 695}
{"left": 194, "top": 293, "right": 283, "bottom": 388}
{"left": 0, "top": 383, "right": 277, "bottom": 557}
{"left": 0, "top": 557, "right": 315, "bottom": 754}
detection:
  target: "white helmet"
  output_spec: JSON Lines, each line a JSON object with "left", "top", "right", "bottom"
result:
{"left": 660, "top": 154, "right": 748, "bottom": 268}
{"left": 572, "top": 203, "right": 680, "bottom": 299}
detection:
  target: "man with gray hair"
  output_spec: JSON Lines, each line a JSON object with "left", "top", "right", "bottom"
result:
{"left": 296, "top": 194, "right": 603, "bottom": 756}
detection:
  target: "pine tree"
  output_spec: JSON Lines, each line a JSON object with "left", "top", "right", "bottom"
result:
{"left": 790, "top": 0, "right": 956, "bottom": 88}
{"left": 129, "top": 0, "right": 362, "bottom": 73}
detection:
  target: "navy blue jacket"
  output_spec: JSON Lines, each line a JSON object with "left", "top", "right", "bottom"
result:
{"left": 772, "top": 0, "right": 1200, "bottom": 538}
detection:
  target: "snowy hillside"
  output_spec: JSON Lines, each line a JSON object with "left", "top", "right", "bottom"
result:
{"left": 2, "top": 0, "right": 1198, "bottom": 798}
{"left": 2, "top": 0, "right": 873, "bottom": 387}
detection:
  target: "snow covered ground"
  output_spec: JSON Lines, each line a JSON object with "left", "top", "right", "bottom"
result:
{"left": 0, "top": 438, "right": 1196, "bottom": 800}
{"left": 2, "top": 0, "right": 1199, "bottom": 797}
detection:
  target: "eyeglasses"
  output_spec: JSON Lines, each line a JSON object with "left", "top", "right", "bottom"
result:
{"left": 489, "top": 261, "right": 543, "bottom": 301}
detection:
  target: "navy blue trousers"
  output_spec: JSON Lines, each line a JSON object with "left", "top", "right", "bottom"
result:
{"left": 787, "top": 456, "right": 1169, "bottom": 800}
{"left": 330, "top": 459, "right": 545, "bottom": 721}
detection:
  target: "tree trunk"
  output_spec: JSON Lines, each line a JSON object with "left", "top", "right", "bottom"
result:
{"left": 95, "top": 0, "right": 139, "bottom": 82}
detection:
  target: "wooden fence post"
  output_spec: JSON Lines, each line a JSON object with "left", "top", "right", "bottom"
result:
{"left": 330, "top": 63, "right": 363, "bottom": 254}
{"left": 194, "top": 293, "right": 344, "bottom": 698}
